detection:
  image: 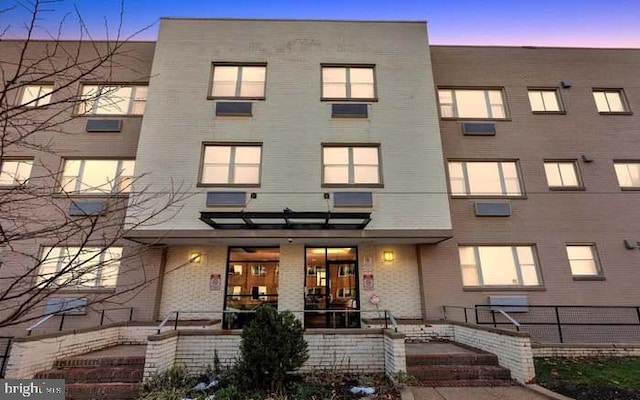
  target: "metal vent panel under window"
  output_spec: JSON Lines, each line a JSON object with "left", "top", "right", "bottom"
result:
{"left": 44, "top": 298, "right": 87, "bottom": 315}
{"left": 85, "top": 119, "right": 122, "bottom": 132}
{"left": 333, "top": 191, "right": 373, "bottom": 207}
{"left": 331, "top": 103, "right": 368, "bottom": 118}
{"left": 461, "top": 122, "right": 496, "bottom": 136}
{"left": 216, "top": 102, "right": 253, "bottom": 117}
{"left": 68, "top": 200, "right": 105, "bottom": 216}
{"left": 206, "top": 191, "right": 247, "bottom": 206}
{"left": 474, "top": 202, "right": 512, "bottom": 217}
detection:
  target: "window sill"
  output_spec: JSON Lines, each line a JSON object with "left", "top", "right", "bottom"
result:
{"left": 463, "top": 286, "right": 546, "bottom": 292}
{"left": 441, "top": 117, "right": 512, "bottom": 122}
{"left": 207, "top": 96, "right": 265, "bottom": 101}
{"left": 598, "top": 111, "right": 633, "bottom": 116}
{"left": 549, "top": 186, "right": 586, "bottom": 191}
{"left": 451, "top": 195, "right": 527, "bottom": 200}
{"left": 51, "top": 192, "right": 130, "bottom": 199}
{"left": 73, "top": 114, "right": 143, "bottom": 118}
{"left": 532, "top": 111, "right": 566, "bottom": 115}
{"left": 197, "top": 183, "right": 260, "bottom": 188}
{"left": 322, "top": 183, "right": 384, "bottom": 188}
{"left": 620, "top": 187, "right": 640, "bottom": 191}
{"left": 321, "top": 97, "right": 378, "bottom": 103}
{"left": 572, "top": 275, "right": 606, "bottom": 281}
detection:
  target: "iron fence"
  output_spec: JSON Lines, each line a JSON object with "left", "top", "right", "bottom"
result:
{"left": 27, "top": 307, "right": 134, "bottom": 336}
{"left": 0, "top": 337, "right": 12, "bottom": 377}
{"left": 443, "top": 304, "right": 640, "bottom": 344}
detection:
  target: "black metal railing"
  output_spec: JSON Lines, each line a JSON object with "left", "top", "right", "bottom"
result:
{"left": 443, "top": 304, "right": 640, "bottom": 344}
{"left": 0, "top": 337, "right": 12, "bottom": 377}
{"left": 27, "top": 307, "right": 134, "bottom": 336}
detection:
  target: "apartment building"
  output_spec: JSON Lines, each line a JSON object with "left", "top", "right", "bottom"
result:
{"left": 1, "top": 19, "right": 640, "bottom": 342}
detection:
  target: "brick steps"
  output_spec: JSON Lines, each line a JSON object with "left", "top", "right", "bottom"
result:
{"left": 33, "top": 346, "right": 145, "bottom": 400}
{"left": 406, "top": 344, "right": 513, "bottom": 386}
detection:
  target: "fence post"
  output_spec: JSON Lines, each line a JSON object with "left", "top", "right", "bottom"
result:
{"left": 474, "top": 306, "right": 479, "bottom": 325}
{"left": 384, "top": 310, "right": 388, "bottom": 329}
{"left": 636, "top": 307, "right": 640, "bottom": 325}
{"left": 491, "top": 310, "right": 497, "bottom": 328}
{"left": 442, "top": 306, "right": 447, "bottom": 321}
{"left": 129, "top": 308, "right": 134, "bottom": 322}
{"left": 0, "top": 338, "right": 12, "bottom": 378}
{"left": 174, "top": 312, "right": 179, "bottom": 331}
{"left": 554, "top": 307, "right": 564, "bottom": 343}
{"left": 58, "top": 314, "right": 66, "bottom": 332}
{"left": 100, "top": 310, "right": 105, "bottom": 326}
{"left": 464, "top": 308, "right": 469, "bottom": 324}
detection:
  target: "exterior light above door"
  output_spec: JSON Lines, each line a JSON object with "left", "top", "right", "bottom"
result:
{"left": 383, "top": 250, "right": 395, "bottom": 262}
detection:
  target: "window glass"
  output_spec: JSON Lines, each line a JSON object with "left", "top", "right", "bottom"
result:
{"left": 212, "top": 65, "right": 266, "bottom": 98}
{"left": 79, "top": 85, "right": 146, "bottom": 115}
{"left": 323, "top": 146, "right": 380, "bottom": 185}
{"left": 459, "top": 246, "right": 540, "bottom": 286}
{"left": 0, "top": 160, "right": 33, "bottom": 185}
{"left": 448, "top": 161, "right": 521, "bottom": 196}
{"left": 438, "top": 89, "right": 506, "bottom": 118}
{"left": 593, "top": 90, "right": 627, "bottom": 113}
{"left": 322, "top": 66, "right": 375, "bottom": 99}
{"left": 62, "top": 160, "right": 134, "bottom": 193}
{"left": 528, "top": 90, "right": 561, "bottom": 112}
{"left": 201, "top": 145, "right": 261, "bottom": 185}
{"left": 38, "top": 247, "right": 122, "bottom": 288}
{"left": 566, "top": 245, "right": 600, "bottom": 276}
{"left": 544, "top": 162, "right": 579, "bottom": 187}
{"left": 20, "top": 84, "right": 53, "bottom": 107}
{"left": 614, "top": 162, "right": 640, "bottom": 188}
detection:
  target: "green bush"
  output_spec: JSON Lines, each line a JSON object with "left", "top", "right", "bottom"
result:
{"left": 141, "top": 365, "right": 196, "bottom": 396}
{"left": 235, "top": 306, "right": 309, "bottom": 391}
{"left": 215, "top": 385, "right": 242, "bottom": 400}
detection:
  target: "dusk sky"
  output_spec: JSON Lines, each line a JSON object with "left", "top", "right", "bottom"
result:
{"left": 5, "top": 0, "right": 640, "bottom": 47}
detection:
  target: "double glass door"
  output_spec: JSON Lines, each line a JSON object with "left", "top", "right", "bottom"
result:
{"left": 304, "top": 247, "right": 359, "bottom": 328}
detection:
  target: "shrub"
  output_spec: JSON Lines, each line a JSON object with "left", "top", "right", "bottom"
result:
{"left": 235, "top": 306, "right": 309, "bottom": 391}
{"left": 141, "top": 365, "right": 196, "bottom": 396}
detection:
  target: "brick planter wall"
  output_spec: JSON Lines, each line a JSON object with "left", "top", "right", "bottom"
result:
{"left": 533, "top": 343, "right": 640, "bottom": 358}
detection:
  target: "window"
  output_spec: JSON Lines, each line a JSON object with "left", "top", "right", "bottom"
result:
{"left": 38, "top": 247, "right": 121, "bottom": 288}
{"left": 544, "top": 161, "right": 581, "bottom": 188}
{"left": 323, "top": 145, "right": 381, "bottom": 186}
{"left": 19, "top": 84, "right": 53, "bottom": 107}
{"left": 614, "top": 162, "right": 640, "bottom": 188}
{"left": 251, "top": 286, "right": 268, "bottom": 301}
{"left": 251, "top": 264, "right": 266, "bottom": 276}
{"left": 322, "top": 66, "right": 375, "bottom": 100}
{"left": 200, "top": 145, "right": 261, "bottom": 185}
{"left": 230, "top": 264, "right": 243, "bottom": 275}
{"left": 528, "top": 89, "right": 562, "bottom": 112}
{"left": 211, "top": 64, "right": 266, "bottom": 98}
{"left": 0, "top": 160, "right": 33, "bottom": 186}
{"left": 231, "top": 286, "right": 242, "bottom": 300}
{"left": 459, "top": 246, "right": 541, "bottom": 287}
{"left": 438, "top": 89, "right": 506, "bottom": 119}
{"left": 78, "top": 85, "right": 147, "bottom": 115}
{"left": 61, "top": 159, "right": 134, "bottom": 194}
{"left": 448, "top": 161, "right": 522, "bottom": 196}
{"left": 307, "top": 265, "right": 318, "bottom": 276}
{"left": 593, "top": 89, "right": 629, "bottom": 113}
{"left": 338, "top": 264, "right": 356, "bottom": 277}
{"left": 566, "top": 245, "right": 602, "bottom": 277}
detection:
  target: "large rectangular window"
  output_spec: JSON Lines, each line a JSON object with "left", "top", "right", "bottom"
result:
{"left": 79, "top": 85, "right": 147, "bottom": 115}
{"left": 322, "top": 66, "right": 375, "bottom": 100}
{"left": 566, "top": 245, "right": 602, "bottom": 278}
{"left": 200, "top": 144, "right": 262, "bottom": 185}
{"left": 322, "top": 145, "right": 381, "bottom": 186}
{"left": 438, "top": 88, "right": 506, "bottom": 119}
{"left": 593, "top": 89, "right": 629, "bottom": 113}
{"left": 211, "top": 64, "right": 266, "bottom": 99}
{"left": 0, "top": 160, "right": 33, "bottom": 186}
{"left": 19, "top": 84, "right": 54, "bottom": 107}
{"left": 614, "top": 162, "right": 640, "bottom": 188}
{"left": 38, "top": 247, "right": 122, "bottom": 288}
{"left": 61, "top": 159, "right": 134, "bottom": 194}
{"left": 448, "top": 161, "right": 522, "bottom": 196}
{"left": 459, "top": 246, "right": 541, "bottom": 287}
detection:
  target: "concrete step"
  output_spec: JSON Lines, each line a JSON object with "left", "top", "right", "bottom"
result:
{"left": 65, "top": 383, "right": 140, "bottom": 399}
{"left": 54, "top": 356, "right": 145, "bottom": 369}
{"left": 412, "top": 379, "right": 518, "bottom": 387}
{"left": 407, "top": 364, "right": 512, "bottom": 381}
{"left": 407, "top": 352, "right": 499, "bottom": 366}
{"left": 35, "top": 366, "right": 143, "bottom": 383}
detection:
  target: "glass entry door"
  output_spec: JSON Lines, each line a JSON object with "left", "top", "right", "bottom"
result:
{"left": 304, "top": 247, "right": 359, "bottom": 328}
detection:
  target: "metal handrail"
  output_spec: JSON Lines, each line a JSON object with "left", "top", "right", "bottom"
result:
{"left": 26, "top": 314, "right": 55, "bottom": 336}
{"left": 156, "top": 311, "right": 177, "bottom": 334}
{"left": 386, "top": 310, "right": 399, "bottom": 333}
{"left": 497, "top": 309, "right": 521, "bottom": 331}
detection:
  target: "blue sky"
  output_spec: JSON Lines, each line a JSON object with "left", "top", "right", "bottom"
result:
{"left": 4, "top": 0, "right": 640, "bottom": 47}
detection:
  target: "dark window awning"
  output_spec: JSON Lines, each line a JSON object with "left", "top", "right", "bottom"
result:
{"left": 199, "top": 210, "right": 371, "bottom": 230}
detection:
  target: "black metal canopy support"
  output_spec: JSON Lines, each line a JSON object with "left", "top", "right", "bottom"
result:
{"left": 199, "top": 210, "right": 372, "bottom": 230}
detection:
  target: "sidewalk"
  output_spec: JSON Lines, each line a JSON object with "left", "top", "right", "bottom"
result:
{"left": 404, "top": 385, "right": 572, "bottom": 400}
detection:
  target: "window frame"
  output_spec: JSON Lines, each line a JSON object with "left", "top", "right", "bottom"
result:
{"left": 321, "top": 143, "right": 383, "bottom": 188}
{"left": 198, "top": 142, "right": 263, "bottom": 187}
{"left": 18, "top": 83, "right": 54, "bottom": 107}
{"left": 447, "top": 159, "right": 525, "bottom": 198}
{"left": 543, "top": 160, "right": 584, "bottom": 190}
{"left": 458, "top": 244, "right": 544, "bottom": 289}
{"left": 208, "top": 62, "right": 267, "bottom": 100}
{"left": 321, "top": 64, "right": 377, "bottom": 102}
{"left": 592, "top": 88, "right": 632, "bottom": 115}
{"left": 613, "top": 160, "right": 640, "bottom": 190}
{"left": 59, "top": 159, "right": 135, "bottom": 195}
{"left": 527, "top": 87, "right": 565, "bottom": 114}
{"left": 565, "top": 244, "right": 604, "bottom": 280}
{"left": 0, "top": 159, "right": 34, "bottom": 187}
{"left": 77, "top": 84, "right": 148, "bottom": 116}
{"left": 437, "top": 87, "right": 510, "bottom": 120}
{"left": 37, "top": 246, "right": 122, "bottom": 290}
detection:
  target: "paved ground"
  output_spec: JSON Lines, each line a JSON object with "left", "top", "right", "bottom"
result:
{"left": 405, "top": 342, "right": 479, "bottom": 356}
{"left": 408, "top": 386, "right": 558, "bottom": 400}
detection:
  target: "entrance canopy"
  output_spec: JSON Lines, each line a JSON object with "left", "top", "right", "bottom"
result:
{"left": 199, "top": 210, "right": 372, "bottom": 230}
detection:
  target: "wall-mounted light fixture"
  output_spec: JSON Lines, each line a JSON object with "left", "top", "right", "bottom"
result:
{"left": 189, "top": 252, "right": 202, "bottom": 263}
{"left": 382, "top": 250, "right": 395, "bottom": 262}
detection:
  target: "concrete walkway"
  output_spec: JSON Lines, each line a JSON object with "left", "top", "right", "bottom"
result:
{"left": 406, "top": 386, "right": 567, "bottom": 400}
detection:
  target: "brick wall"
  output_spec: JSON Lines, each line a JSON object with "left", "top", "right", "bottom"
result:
{"left": 533, "top": 344, "right": 640, "bottom": 358}
{"left": 363, "top": 322, "right": 455, "bottom": 342}
{"left": 277, "top": 244, "right": 304, "bottom": 318}
{"left": 383, "top": 329, "right": 407, "bottom": 378}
